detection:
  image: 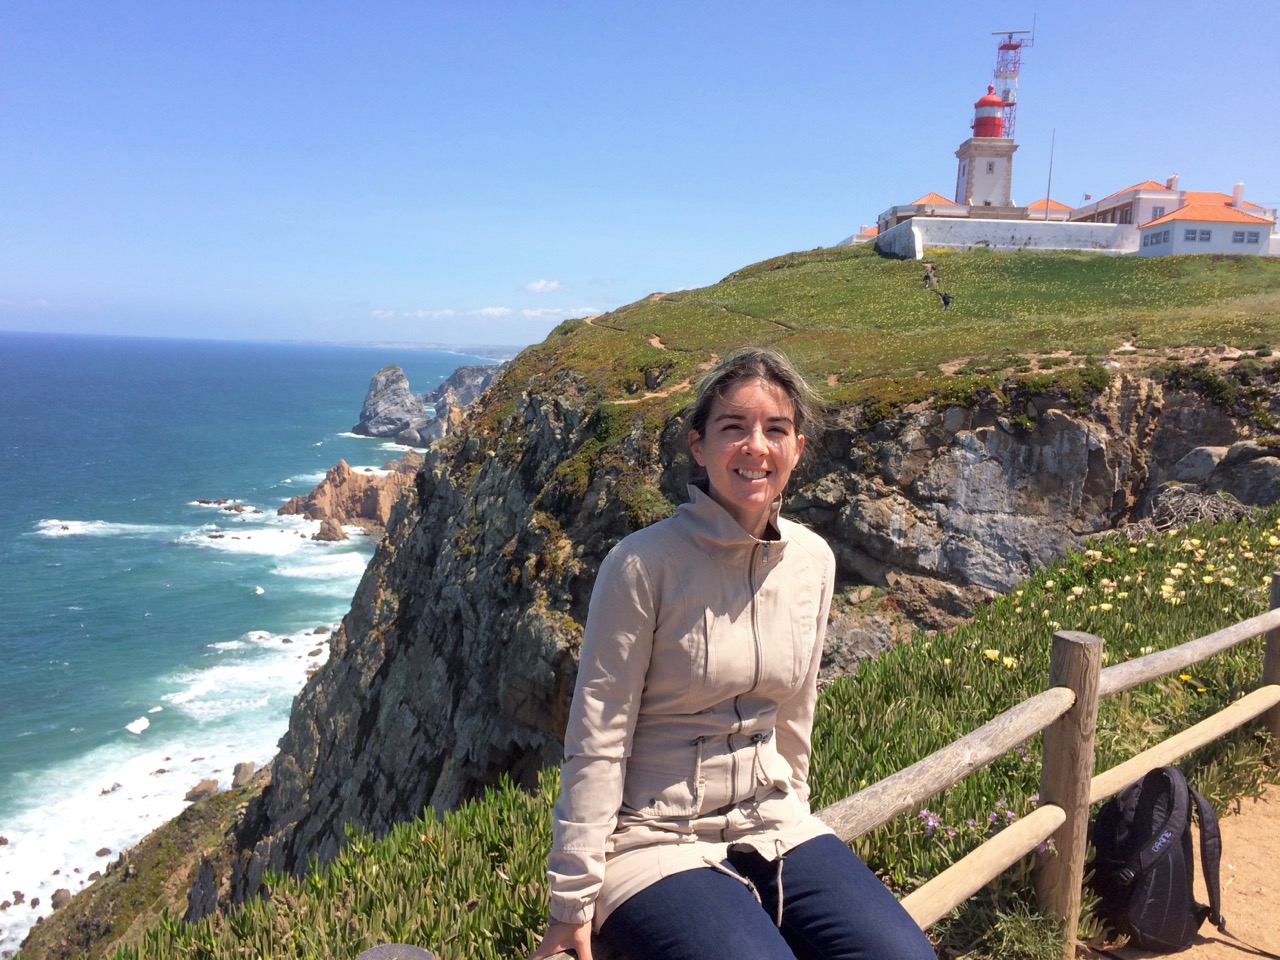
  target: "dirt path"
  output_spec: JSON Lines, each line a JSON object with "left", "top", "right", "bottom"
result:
{"left": 1085, "top": 782, "right": 1280, "bottom": 959}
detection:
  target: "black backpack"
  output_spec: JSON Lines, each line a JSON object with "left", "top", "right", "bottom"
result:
{"left": 1089, "top": 765, "right": 1224, "bottom": 952}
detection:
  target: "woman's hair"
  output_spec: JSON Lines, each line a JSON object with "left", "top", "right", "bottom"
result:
{"left": 686, "top": 346, "right": 824, "bottom": 440}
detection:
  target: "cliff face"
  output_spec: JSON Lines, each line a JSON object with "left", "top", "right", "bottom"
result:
{"left": 208, "top": 364, "right": 1277, "bottom": 903}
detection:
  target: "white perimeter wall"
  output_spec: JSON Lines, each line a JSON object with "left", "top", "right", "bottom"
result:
{"left": 875, "top": 217, "right": 1133, "bottom": 259}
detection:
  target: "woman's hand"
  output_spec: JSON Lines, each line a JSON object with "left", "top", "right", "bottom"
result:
{"left": 528, "top": 919, "right": 593, "bottom": 960}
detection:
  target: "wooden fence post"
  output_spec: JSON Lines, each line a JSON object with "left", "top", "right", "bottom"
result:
{"left": 1035, "top": 630, "right": 1103, "bottom": 960}
{"left": 1264, "top": 573, "right": 1280, "bottom": 747}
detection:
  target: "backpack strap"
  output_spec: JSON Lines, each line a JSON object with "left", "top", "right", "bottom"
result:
{"left": 1121, "top": 767, "right": 1190, "bottom": 883}
{"left": 1188, "top": 784, "right": 1224, "bottom": 931}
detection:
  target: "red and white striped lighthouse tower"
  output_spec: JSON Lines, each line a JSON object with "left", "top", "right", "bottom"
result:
{"left": 954, "top": 85, "right": 1018, "bottom": 207}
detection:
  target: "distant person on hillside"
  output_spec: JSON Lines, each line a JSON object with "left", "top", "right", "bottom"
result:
{"left": 529, "top": 348, "right": 936, "bottom": 960}
{"left": 923, "top": 263, "right": 936, "bottom": 289}
{"left": 940, "top": 291, "right": 952, "bottom": 312}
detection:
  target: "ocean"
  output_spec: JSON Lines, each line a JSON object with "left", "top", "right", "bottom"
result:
{"left": 0, "top": 331, "right": 498, "bottom": 952}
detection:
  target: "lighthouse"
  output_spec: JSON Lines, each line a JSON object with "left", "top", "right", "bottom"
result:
{"left": 953, "top": 84, "right": 1018, "bottom": 208}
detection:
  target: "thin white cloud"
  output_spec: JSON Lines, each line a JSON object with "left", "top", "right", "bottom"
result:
{"left": 525, "top": 279, "right": 564, "bottom": 294}
{"left": 474, "top": 307, "right": 513, "bottom": 318}
{"left": 521, "top": 306, "right": 600, "bottom": 320}
{"left": 406, "top": 308, "right": 456, "bottom": 320}
{"left": 370, "top": 309, "right": 396, "bottom": 320}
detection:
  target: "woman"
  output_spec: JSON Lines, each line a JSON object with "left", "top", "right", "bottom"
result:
{"left": 530, "top": 348, "right": 935, "bottom": 960}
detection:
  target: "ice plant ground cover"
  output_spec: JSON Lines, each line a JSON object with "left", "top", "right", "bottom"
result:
{"left": 101, "top": 507, "right": 1280, "bottom": 960}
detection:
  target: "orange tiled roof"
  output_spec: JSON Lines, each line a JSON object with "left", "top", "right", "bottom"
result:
{"left": 910, "top": 191, "right": 955, "bottom": 206}
{"left": 1182, "top": 190, "right": 1267, "bottom": 211}
{"left": 1143, "top": 203, "right": 1275, "bottom": 227}
{"left": 1027, "top": 197, "right": 1073, "bottom": 211}
{"left": 1099, "top": 180, "right": 1168, "bottom": 202}
{"left": 857, "top": 225, "right": 878, "bottom": 238}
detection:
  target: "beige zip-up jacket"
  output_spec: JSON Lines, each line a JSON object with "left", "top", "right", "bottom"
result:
{"left": 548, "top": 482, "right": 836, "bottom": 928}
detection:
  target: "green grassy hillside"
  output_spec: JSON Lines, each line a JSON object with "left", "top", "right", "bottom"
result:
{"left": 505, "top": 246, "right": 1280, "bottom": 414}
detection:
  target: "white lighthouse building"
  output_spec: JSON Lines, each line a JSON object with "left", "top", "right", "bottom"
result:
{"left": 954, "top": 85, "right": 1018, "bottom": 208}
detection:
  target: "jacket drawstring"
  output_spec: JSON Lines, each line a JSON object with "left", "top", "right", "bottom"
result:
{"left": 702, "top": 857, "right": 762, "bottom": 905}
{"left": 751, "top": 731, "right": 771, "bottom": 786}
{"left": 773, "top": 840, "right": 788, "bottom": 928}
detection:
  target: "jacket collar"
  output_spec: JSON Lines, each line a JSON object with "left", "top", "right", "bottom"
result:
{"left": 678, "top": 480, "right": 788, "bottom": 558}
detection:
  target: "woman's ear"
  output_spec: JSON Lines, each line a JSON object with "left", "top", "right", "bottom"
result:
{"left": 688, "top": 430, "right": 706, "bottom": 467}
{"left": 794, "top": 433, "right": 806, "bottom": 467}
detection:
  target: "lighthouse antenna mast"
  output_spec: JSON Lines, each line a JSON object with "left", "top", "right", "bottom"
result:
{"left": 991, "top": 26, "right": 1033, "bottom": 139}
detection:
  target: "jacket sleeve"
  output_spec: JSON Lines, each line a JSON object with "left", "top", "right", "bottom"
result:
{"left": 548, "top": 544, "right": 657, "bottom": 925}
{"left": 773, "top": 540, "right": 835, "bottom": 804}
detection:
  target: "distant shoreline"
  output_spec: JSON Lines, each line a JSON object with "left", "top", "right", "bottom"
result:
{"left": 0, "top": 328, "right": 529, "bottom": 362}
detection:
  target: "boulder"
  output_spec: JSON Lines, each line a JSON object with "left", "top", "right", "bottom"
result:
{"left": 232, "top": 762, "right": 256, "bottom": 789}
{"left": 312, "top": 517, "right": 348, "bottom": 542}
{"left": 50, "top": 889, "right": 71, "bottom": 911}
{"left": 184, "top": 780, "right": 218, "bottom": 802}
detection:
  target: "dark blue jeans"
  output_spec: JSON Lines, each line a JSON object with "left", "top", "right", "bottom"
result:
{"left": 600, "top": 834, "right": 936, "bottom": 959}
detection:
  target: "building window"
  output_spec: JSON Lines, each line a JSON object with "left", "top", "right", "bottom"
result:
{"left": 986, "top": 161, "right": 995, "bottom": 173}
{"left": 1199, "top": 229, "right": 1211, "bottom": 242}
{"left": 1152, "top": 206, "right": 1166, "bottom": 219}
{"left": 1143, "top": 235, "right": 1151, "bottom": 247}
{"left": 1247, "top": 231, "right": 1261, "bottom": 244}
{"left": 1163, "top": 230, "right": 1171, "bottom": 243}
{"left": 1185, "top": 229, "right": 1198, "bottom": 242}
{"left": 1121, "top": 207, "right": 1132, "bottom": 224}
{"left": 1233, "top": 231, "right": 1246, "bottom": 244}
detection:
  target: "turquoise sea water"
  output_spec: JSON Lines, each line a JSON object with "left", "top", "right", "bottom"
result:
{"left": 0, "top": 331, "right": 494, "bottom": 951}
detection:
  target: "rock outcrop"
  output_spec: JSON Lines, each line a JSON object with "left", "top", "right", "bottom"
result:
{"left": 353, "top": 363, "right": 507, "bottom": 446}
{"left": 353, "top": 366, "right": 429, "bottom": 438}
{"left": 188, "top": 362, "right": 1278, "bottom": 917}
{"left": 278, "top": 453, "right": 423, "bottom": 535}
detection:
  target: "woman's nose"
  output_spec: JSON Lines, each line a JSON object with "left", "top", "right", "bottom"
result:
{"left": 741, "top": 425, "right": 768, "bottom": 453}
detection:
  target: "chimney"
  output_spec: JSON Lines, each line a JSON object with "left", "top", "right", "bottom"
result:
{"left": 1165, "top": 173, "right": 1179, "bottom": 190}
{"left": 1233, "top": 182, "right": 1245, "bottom": 208}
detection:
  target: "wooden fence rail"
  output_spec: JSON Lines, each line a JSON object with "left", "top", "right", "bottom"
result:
{"left": 562, "top": 574, "right": 1280, "bottom": 960}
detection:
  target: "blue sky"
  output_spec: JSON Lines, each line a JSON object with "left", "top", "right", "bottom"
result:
{"left": 3, "top": 2, "right": 1278, "bottom": 347}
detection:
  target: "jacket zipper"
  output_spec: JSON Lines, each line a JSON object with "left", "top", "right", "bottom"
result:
{"left": 728, "top": 541, "right": 765, "bottom": 806}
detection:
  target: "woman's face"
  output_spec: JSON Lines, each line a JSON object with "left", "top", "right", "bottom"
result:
{"left": 688, "top": 377, "right": 805, "bottom": 538}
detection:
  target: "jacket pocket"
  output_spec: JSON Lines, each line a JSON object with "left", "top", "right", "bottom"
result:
{"left": 622, "top": 738, "right": 705, "bottom": 819}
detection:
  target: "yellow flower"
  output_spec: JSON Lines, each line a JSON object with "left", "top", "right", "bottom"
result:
{"left": 1044, "top": 580, "right": 1055, "bottom": 589}
{"left": 1270, "top": 536, "right": 1280, "bottom": 548}
{"left": 1175, "top": 561, "right": 1189, "bottom": 570}
{"left": 1002, "top": 656, "right": 1017, "bottom": 669}
{"left": 1088, "top": 604, "right": 1098, "bottom": 612}
{"left": 1129, "top": 547, "right": 1138, "bottom": 554}
{"left": 943, "top": 658, "right": 952, "bottom": 666}
{"left": 1202, "top": 576, "right": 1215, "bottom": 584}
{"left": 1197, "top": 686, "right": 1207, "bottom": 693}
{"left": 984, "top": 649, "right": 1000, "bottom": 661}
{"left": 1140, "top": 645, "right": 1154, "bottom": 654}
{"left": 1117, "top": 591, "right": 1129, "bottom": 599}
{"left": 1015, "top": 606, "right": 1023, "bottom": 614}
{"left": 1100, "top": 602, "right": 1113, "bottom": 611}
{"left": 1179, "top": 673, "right": 1193, "bottom": 681}
{"left": 1190, "top": 538, "right": 1201, "bottom": 547}
{"left": 1049, "top": 620, "right": 1062, "bottom": 629}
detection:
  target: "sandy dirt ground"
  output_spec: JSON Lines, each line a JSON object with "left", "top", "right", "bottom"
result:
{"left": 1084, "top": 782, "right": 1280, "bottom": 959}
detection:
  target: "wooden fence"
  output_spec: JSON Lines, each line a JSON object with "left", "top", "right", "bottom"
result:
{"left": 561, "top": 574, "right": 1280, "bottom": 960}
{"left": 818, "top": 572, "right": 1280, "bottom": 959}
